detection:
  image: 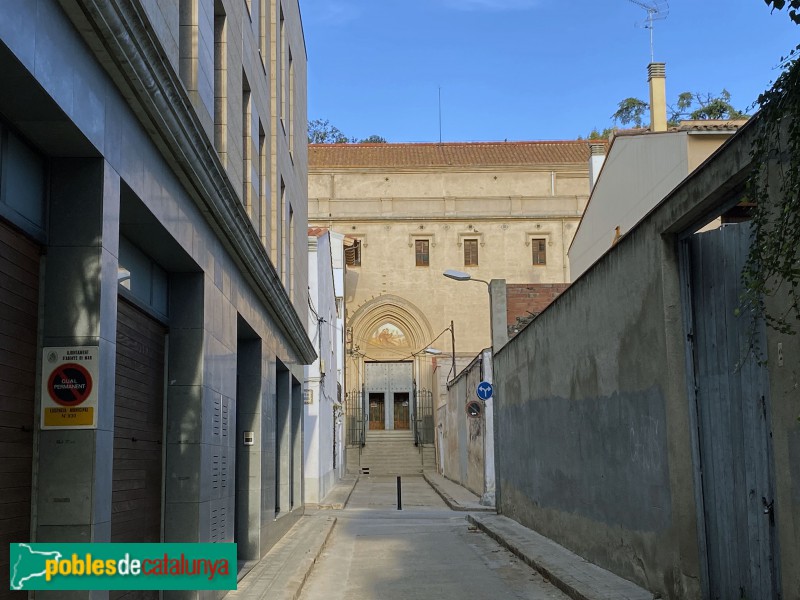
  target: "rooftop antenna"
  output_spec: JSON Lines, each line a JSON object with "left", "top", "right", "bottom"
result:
{"left": 628, "top": 0, "right": 669, "bottom": 63}
{"left": 438, "top": 86, "right": 442, "bottom": 144}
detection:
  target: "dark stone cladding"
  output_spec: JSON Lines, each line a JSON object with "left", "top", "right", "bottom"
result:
{"left": 56, "top": 0, "right": 316, "bottom": 364}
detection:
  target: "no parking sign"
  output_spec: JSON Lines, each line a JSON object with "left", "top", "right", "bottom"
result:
{"left": 40, "top": 347, "right": 99, "bottom": 429}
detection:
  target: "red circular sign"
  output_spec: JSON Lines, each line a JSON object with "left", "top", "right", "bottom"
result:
{"left": 47, "top": 363, "right": 93, "bottom": 406}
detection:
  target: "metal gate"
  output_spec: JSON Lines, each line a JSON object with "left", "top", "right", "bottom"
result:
{"left": 345, "top": 388, "right": 364, "bottom": 447}
{"left": 414, "top": 388, "right": 434, "bottom": 445}
{"left": 682, "top": 223, "right": 779, "bottom": 600}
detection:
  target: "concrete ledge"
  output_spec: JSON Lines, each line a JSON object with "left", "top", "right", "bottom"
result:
{"left": 227, "top": 515, "right": 337, "bottom": 600}
{"left": 423, "top": 472, "right": 495, "bottom": 512}
{"left": 468, "top": 514, "right": 654, "bottom": 600}
{"left": 317, "top": 475, "right": 358, "bottom": 510}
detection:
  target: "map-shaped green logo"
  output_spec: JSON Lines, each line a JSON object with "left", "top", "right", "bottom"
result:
{"left": 10, "top": 544, "right": 62, "bottom": 590}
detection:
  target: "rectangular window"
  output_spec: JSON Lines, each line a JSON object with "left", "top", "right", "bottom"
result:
{"left": 213, "top": 0, "right": 227, "bottom": 163}
{"left": 258, "top": 0, "right": 267, "bottom": 69}
{"left": 242, "top": 72, "right": 251, "bottom": 213}
{"left": 464, "top": 239, "right": 479, "bottom": 266}
{"left": 415, "top": 240, "right": 429, "bottom": 267}
{"left": 532, "top": 238, "right": 547, "bottom": 265}
{"left": 345, "top": 240, "right": 362, "bottom": 267}
{"left": 258, "top": 122, "right": 267, "bottom": 241}
{"left": 279, "top": 7, "right": 286, "bottom": 128}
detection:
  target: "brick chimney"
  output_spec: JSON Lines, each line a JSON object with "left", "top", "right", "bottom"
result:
{"left": 648, "top": 62, "right": 667, "bottom": 132}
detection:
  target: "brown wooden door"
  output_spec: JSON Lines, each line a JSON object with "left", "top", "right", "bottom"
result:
{"left": 111, "top": 298, "right": 166, "bottom": 600}
{"left": 368, "top": 393, "right": 385, "bottom": 430}
{"left": 393, "top": 393, "right": 410, "bottom": 430}
{"left": 0, "top": 221, "right": 39, "bottom": 600}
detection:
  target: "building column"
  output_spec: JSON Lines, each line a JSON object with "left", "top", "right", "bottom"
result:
{"left": 35, "top": 159, "right": 120, "bottom": 597}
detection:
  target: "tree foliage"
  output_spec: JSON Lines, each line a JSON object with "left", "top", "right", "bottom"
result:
{"left": 307, "top": 119, "right": 387, "bottom": 144}
{"left": 308, "top": 119, "right": 350, "bottom": 144}
{"left": 359, "top": 135, "right": 387, "bottom": 143}
{"left": 611, "top": 98, "right": 648, "bottom": 128}
{"left": 765, "top": 0, "right": 800, "bottom": 23}
{"left": 740, "top": 5, "right": 800, "bottom": 341}
{"left": 610, "top": 91, "right": 746, "bottom": 128}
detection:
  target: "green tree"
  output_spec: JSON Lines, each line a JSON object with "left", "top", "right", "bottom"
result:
{"left": 307, "top": 119, "right": 350, "bottom": 144}
{"left": 308, "top": 120, "right": 388, "bottom": 144}
{"left": 359, "top": 135, "right": 387, "bottom": 143}
{"left": 611, "top": 97, "right": 648, "bottom": 128}
{"left": 611, "top": 91, "right": 747, "bottom": 128}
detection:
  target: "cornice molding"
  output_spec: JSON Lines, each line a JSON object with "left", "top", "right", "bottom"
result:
{"left": 58, "top": 0, "right": 316, "bottom": 363}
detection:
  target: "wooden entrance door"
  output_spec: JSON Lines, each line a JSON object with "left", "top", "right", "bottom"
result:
{"left": 393, "top": 393, "right": 410, "bottom": 430}
{"left": 368, "top": 393, "right": 385, "bottom": 430}
{"left": 684, "top": 223, "right": 779, "bottom": 599}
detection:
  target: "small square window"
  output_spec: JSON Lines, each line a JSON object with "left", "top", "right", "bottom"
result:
{"left": 345, "top": 239, "right": 362, "bottom": 267}
{"left": 464, "top": 239, "right": 479, "bottom": 266}
{"left": 532, "top": 238, "right": 547, "bottom": 265}
{"left": 415, "top": 239, "right": 430, "bottom": 267}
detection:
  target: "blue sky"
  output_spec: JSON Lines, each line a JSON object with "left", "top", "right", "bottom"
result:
{"left": 301, "top": 0, "right": 798, "bottom": 142}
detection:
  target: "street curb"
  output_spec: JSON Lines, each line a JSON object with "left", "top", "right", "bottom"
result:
{"left": 467, "top": 514, "right": 654, "bottom": 600}
{"left": 287, "top": 516, "right": 338, "bottom": 600}
{"left": 423, "top": 472, "right": 494, "bottom": 512}
{"left": 318, "top": 475, "right": 358, "bottom": 510}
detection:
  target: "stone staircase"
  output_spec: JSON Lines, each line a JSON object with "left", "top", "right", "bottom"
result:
{"left": 356, "top": 430, "right": 436, "bottom": 475}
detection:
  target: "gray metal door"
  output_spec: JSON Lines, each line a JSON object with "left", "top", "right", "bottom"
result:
{"left": 685, "top": 223, "right": 779, "bottom": 600}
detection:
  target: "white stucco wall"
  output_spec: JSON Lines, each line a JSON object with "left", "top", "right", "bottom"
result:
{"left": 304, "top": 232, "right": 340, "bottom": 503}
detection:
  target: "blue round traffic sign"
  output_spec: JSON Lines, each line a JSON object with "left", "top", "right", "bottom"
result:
{"left": 476, "top": 381, "right": 493, "bottom": 400}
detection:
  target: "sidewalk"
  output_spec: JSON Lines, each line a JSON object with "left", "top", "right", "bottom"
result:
{"left": 468, "top": 514, "right": 654, "bottom": 600}
{"left": 227, "top": 515, "right": 336, "bottom": 600}
{"left": 422, "top": 471, "right": 495, "bottom": 512}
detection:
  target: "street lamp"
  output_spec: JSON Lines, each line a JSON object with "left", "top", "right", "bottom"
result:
{"left": 423, "top": 348, "right": 443, "bottom": 355}
{"left": 443, "top": 269, "right": 505, "bottom": 508}
{"left": 443, "top": 269, "right": 489, "bottom": 285}
{"left": 442, "top": 271, "right": 507, "bottom": 351}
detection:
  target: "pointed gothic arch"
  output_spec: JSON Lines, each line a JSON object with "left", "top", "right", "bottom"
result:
{"left": 349, "top": 294, "right": 434, "bottom": 359}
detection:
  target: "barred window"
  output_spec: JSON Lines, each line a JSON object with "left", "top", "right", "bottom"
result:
{"left": 464, "top": 239, "right": 479, "bottom": 266}
{"left": 532, "top": 238, "right": 547, "bottom": 265}
{"left": 415, "top": 239, "right": 430, "bottom": 266}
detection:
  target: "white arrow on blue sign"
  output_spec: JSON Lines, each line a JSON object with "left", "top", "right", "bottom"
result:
{"left": 476, "top": 381, "right": 493, "bottom": 400}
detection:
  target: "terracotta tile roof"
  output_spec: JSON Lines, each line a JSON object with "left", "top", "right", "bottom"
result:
{"left": 614, "top": 119, "right": 748, "bottom": 138}
{"left": 309, "top": 140, "right": 593, "bottom": 169}
{"left": 308, "top": 226, "right": 328, "bottom": 237}
{"left": 676, "top": 119, "right": 748, "bottom": 131}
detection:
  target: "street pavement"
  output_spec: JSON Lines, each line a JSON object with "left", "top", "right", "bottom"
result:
{"left": 229, "top": 474, "right": 653, "bottom": 600}
{"left": 298, "top": 475, "right": 570, "bottom": 600}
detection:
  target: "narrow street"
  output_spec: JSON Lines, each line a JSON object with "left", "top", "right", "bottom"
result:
{"left": 298, "top": 476, "right": 569, "bottom": 600}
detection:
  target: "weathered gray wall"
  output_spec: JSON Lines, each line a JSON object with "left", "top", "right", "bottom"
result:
{"left": 443, "top": 353, "right": 485, "bottom": 496}
{"left": 492, "top": 121, "right": 798, "bottom": 600}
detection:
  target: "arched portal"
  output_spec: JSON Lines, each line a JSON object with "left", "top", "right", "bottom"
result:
{"left": 346, "top": 295, "right": 436, "bottom": 436}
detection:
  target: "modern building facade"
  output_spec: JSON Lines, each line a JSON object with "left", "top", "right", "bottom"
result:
{"left": 308, "top": 141, "right": 591, "bottom": 473}
{"left": 0, "top": 1, "right": 311, "bottom": 598}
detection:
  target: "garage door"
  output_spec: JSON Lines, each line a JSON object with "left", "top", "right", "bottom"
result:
{"left": 111, "top": 298, "right": 166, "bottom": 599}
{"left": 0, "top": 221, "right": 40, "bottom": 600}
